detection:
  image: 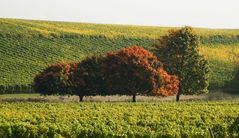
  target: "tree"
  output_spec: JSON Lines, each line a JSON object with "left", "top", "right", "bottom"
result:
{"left": 72, "top": 56, "right": 106, "bottom": 102}
{"left": 33, "top": 63, "right": 73, "bottom": 95}
{"left": 154, "top": 27, "right": 210, "bottom": 101}
{"left": 101, "top": 46, "right": 178, "bottom": 102}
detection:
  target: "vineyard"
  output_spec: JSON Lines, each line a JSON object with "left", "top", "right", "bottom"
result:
{"left": 0, "top": 18, "right": 239, "bottom": 93}
{"left": 0, "top": 102, "right": 239, "bottom": 137}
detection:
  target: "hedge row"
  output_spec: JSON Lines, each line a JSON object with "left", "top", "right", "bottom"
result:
{"left": 0, "top": 85, "right": 33, "bottom": 94}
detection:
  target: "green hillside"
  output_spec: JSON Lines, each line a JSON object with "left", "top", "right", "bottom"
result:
{"left": 0, "top": 18, "right": 239, "bottom": 93}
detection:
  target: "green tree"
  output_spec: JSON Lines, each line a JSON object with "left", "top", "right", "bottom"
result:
{"left": 154, "top": 27, "right": 210, "bottom": 101}
{"left": 72, "top": 56, "right": 106, "bottom": 102}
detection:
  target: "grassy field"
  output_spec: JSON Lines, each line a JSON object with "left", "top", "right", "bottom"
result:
{"left": 0, "top": 102, "right": 239, "bottom": 137}
{"left": 0, "top": 18, "right": 239, "bottom": 92}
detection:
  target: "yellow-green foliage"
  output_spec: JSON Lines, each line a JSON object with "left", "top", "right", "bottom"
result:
{"left": 199, "top": 45, "right": 239, "bottom": 62}
{"left": 0, "top": 102, "right": 239, "bottom": 137}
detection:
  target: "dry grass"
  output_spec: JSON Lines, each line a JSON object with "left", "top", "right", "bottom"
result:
{"left": 1, "top": 92, "right": 239, "bottom": 103}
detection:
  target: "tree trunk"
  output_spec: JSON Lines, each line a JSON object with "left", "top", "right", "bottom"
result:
{"left": 79, "top": 95, "right": 84, "bottom": 102}
{"left": 132, "top": 94, "right": 136, "bottom": 102}
{"left": 176, "top": 86, "right": 182, "bottom": 102}
{"left": 176, "top": 94, "right": 180, "bottom": 102}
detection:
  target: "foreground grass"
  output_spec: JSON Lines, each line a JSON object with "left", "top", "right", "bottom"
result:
{"left": 0, "top": 102, "right": 239, "bottom": 137}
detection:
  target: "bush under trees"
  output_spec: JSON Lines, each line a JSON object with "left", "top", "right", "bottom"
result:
{"left": 34, "top": 46, "right": 179, "bottom": 102}
{"left": 154, "top": 27, "right": 210, "bottom": 101}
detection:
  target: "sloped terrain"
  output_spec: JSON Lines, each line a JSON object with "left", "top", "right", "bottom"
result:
{"left": 0, "top": 18, "right": 239, "bottom": 92}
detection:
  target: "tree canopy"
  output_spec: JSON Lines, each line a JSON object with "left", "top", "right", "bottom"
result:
{"left": 154, "top": 27, "right": 210, "bottom": 101}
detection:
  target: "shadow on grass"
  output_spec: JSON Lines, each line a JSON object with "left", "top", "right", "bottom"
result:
{"left": 223, "top": 70, "right": 239, "bottom": 94}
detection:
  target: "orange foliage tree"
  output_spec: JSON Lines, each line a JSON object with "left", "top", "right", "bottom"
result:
{"left": 100, "top": 46, "right": 178, "bottom": 102}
